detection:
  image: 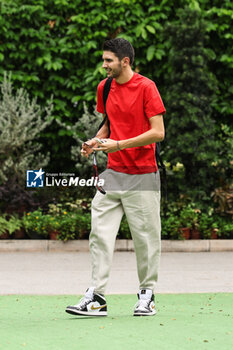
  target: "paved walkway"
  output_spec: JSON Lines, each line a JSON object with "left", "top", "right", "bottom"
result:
{"left": 1, "top": 251, "right": 233, "bottom": 295}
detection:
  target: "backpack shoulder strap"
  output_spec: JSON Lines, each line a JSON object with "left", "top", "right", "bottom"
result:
{"left": 103, "top": 77, "right": 113, "bottom": 110}
{"left": 97, "top": 77, "right": 113, "bottom": 134}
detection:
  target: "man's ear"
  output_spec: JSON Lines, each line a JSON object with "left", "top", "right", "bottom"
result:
{"left": 122, "top": 57, "right": 130, "bottom": 67}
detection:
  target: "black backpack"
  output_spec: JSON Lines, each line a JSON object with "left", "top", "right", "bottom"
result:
{"left": 97, "top": 77, "right": 167, "bottom": 198}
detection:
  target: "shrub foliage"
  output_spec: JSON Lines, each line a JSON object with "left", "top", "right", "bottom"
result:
{"left": 0, "top": 0, "right": 232, "bottom": 207}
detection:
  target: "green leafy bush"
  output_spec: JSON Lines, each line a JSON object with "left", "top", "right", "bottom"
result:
{"left": 23, "top": 209, "right": 49, "bottom": 238}
{"left": 0, "top": 73, "right": 53, "bottom": 184}
{"left": 22, "top": 205, "right": 91, "bottom": 241}
{"left": 163, "top": 6, "right": 220, "bottom": 201}
{"left": 0, "top": 214, "right": 23, "bottom": 237}
{"left": 161, "top": 201, "right": 233, "bottom": 240}
{"left": 0, "top": 73, "right": 53, "bottom": 213}
{"left": 0, "top": 0, "right": 232, "bottom": 213}
{"left": 199, "top": 212, "right": 217, "bottom": 239}
{"left": 118, "top": 215, "right": 131, "bottom": 239}
{"left": 162, "top": 215, "right": 182, "bottom": 240}
{"left": 47, "top": 201, "right": 91, "bottom": 240}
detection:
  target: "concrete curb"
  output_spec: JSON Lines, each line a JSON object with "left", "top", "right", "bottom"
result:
{"left": 0, "top": 239, "right": 233, "bottom": 252}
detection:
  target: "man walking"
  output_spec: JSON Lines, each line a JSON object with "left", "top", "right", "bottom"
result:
{"left": 66, "top": 38, "right": 165, "bottom": 317}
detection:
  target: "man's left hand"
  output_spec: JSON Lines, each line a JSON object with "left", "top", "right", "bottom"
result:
{"left": 93, "top": 139, "right": 119, "bottom": 153}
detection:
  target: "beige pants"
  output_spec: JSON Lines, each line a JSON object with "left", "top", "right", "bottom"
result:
{"left": 89, "top": 170, "right": 161, "bottom": 294}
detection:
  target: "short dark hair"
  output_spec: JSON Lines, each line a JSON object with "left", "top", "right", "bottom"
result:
{"left": 103, "top": 38, "right": 135, "bottom": 66}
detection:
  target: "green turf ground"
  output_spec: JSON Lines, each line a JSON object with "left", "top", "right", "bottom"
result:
{"left": 0, "top": 294, "right": 232, "bottom": 350}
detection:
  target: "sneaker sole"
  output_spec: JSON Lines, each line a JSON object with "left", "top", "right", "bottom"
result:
{"left": 133, "top": 310, "right": 156, "bottom": 316}
{"left": 66, "top": 308, "right": 107, "bottom": 317}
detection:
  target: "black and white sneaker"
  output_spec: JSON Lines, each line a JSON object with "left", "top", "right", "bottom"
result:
{"left": 133, "top": 289, "right": 156, "bottom": 316}
{"left": 65, "top": 287, "right": 107, "bottom": 316}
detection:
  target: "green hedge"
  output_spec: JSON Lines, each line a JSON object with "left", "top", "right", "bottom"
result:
{"left": 1, "top": 206, "right": 232, "bottom": 240}
{"left": 0, "top": 0, "right": 232, "bottom": 205}
{"left": 0, "top": 1, "right": 231, "bottom": 132}
{"left": 1, "top": 0, "right": 231, "bottom": 114}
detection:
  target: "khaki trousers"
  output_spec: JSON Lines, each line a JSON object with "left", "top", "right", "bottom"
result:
{"left": 89, "top": 171, "right": 161, "bottom": 295}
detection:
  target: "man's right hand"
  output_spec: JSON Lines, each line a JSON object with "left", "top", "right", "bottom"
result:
{"left": 81, "top": 139, "right": 98, "bottom": 158}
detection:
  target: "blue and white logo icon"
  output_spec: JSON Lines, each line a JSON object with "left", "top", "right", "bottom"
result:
{"left": 26, "top": 169, "right": 45, "bottom": 188}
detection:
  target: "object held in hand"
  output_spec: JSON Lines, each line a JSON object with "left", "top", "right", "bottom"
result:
{"left": 83, "top": 142, "right": 93, "bottom": 149}
{"left": 83, "top": 140, "right": 106, "bottom": 195}
{"left": 93, "top": 152, "right": 106, "bottom": 195}
{"left": 94, "top": 137, "right": 107, "bottom": 144}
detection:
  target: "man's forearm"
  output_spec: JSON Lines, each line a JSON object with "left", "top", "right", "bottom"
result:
{"left": 118, "top": 114, "right": 164, "bottom": 150}
{"left": 95, "top": 118, "right": 109, "bottom": 139}
{"left": 92, "top": 114, "right": 165, "bottom": 154}
{"left": 119, "top": 128, "right": 164, "bottom": 150}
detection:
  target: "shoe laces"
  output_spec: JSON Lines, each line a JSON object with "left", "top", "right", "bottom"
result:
{"left": 134, "top": 299, "right": 151, "bottom": 310}
{"left": 74, "top": 287, "right": 95, "bottom": 308}
{"left": 74, "top": 296, "right": 93, "bottom": 308}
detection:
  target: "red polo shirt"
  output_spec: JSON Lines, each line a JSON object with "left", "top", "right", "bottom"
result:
{"left": 96, "top": 73, "right": 165, "bottom": 174}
